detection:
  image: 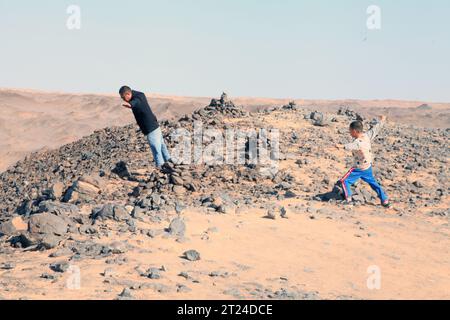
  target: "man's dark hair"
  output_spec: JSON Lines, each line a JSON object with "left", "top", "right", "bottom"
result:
{"left": 119, "top": 85, "right": 132, "bottom": 96}
{"left": 349, "top": 121, "right": 364, "bottom": 132}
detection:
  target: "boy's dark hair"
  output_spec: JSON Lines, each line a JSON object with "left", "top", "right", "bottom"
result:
{"left": 349, "top": 121, "right": 364, "bottom": 132}
{"left": 119, "top": 85, "right": 132, "bottom": 96}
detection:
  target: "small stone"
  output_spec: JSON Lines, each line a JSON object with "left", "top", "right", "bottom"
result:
{"left": 39, "top": 234, "right": 62, "bottom": 250}
{"left": 170, "top": 175, "right": 184, "bottom": 186}
{"left": 108, "top": 241, "right": 128, "bottom": 254}
{"left": 49, "top": 183, "right": 65, "bottom": 200}
{"left": 103, "top": 268, "right": 116, "bottom": 278}
{"left": 168, "top": 217, "right": 186, "bottom": 237}
{"left": 175, "top": 203, "right": 185, "bottom": 214}
{"left": 413, "top": 181, "right": 424, "bottom": 188}
{"left": 11, "top": 217, "right": 28, "bottom": 231}
{"left": 284, "top": 191, "right": 297, "bottom": 199}
{"left": 0, "top": 262, "right": 15, "bottom": 270}
{"left": 147, "top": 229, "right": 163, "bottom": 238}
{"left": 50, "top": 262, "right": 70, "bottom": 273}
{"left": 173, "top": 185, "right": 186, "bottom": 195}
{"left": 125, "top": 206, "right": 134, "bottom": 214}
{"left": 147, "top": 268, "right": 162, "bottom": 280}
{"left": 0, "top": 217, "right": 27, "bottom": 236}
{"left": 177, "top": 284, "right": 192, "bottom": 293}
{"left": 29, "top": 212, "right": 68, "bottom": 236}
{"left": 113, "top": 205, "right": 130, "bottom": 221}
{"left": 131, "top": 206, "right": 146, "bottom": 219}
{"left": 118, "top": 288, "right": 133, "bottom": 299}
{"left": 280, "top": 207, "right": 288, "bottom": 219}
{"left": 183, "top": 250, "right": 201, "bottom": 261}
{"left": 49, "top": 248, "right": 73, "bottom": 258}
{"left": 265, "top": 210, "right": 276, "bottom": 220}
{"left": 92, "top": 204, "right": 114, "bottom": 221}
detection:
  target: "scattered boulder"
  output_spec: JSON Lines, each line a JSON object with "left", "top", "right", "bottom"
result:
{"left": 16, "top": 200, "right": 33, "bottom": 217}
{"left": 173, "top": 185, "right": 186, "bottom": 195}
{"left": 44, "top": 182, "right": 65, "bottom": 201}
{"left": 50, "top": 262, "right": 70, "bottom": 273}
{"left": 117, "top": 288, "right": 133, "bottom": 300}
{"left": 38, "top": 201, "right": 79, "bottom": 216}
{"left": 416, "top": 104, "right": 432, "bottom": 111}
{"left": 113, "top": 205, "right": 130, "bottom": 222}
{"left": 92, "top": 204, "right": 130, "bottom": 222}
{"left": 145, "top": 267, "right": 164, "bottom": 280}
{"left": 310, "top": 111, "right": 331, "bottom": 127}
{"left": 92, "top": 204, "right": 114, "bottom": 221}
{"left": 280, "top": 206, "right": 288, "bottom": 219}
{"left": 183, "top": 250, "right": 201, "bottom": 261}
{"left": 28, "top": 213, "right": 68, "bottom": 236}
{"left": 168, "top": 217, "right": 186, "bottom": 237}
{"left": 0, "top": 217, "right": 28, "bottom": 236}
{"left": 282, "top": 101, "right": 300, "bottom": 111}
{"left": 337, "top": 107, "right": 364, "bottom": 121}
{"left": 63, "top": 175, "right": 104, "bottom": 203}
{"left": 112, "top": 161, "right": 131, "bottom": 179}
{"left": 107, "top": 241, "right": 129, "bottom": 254}
{"left": 0, "top": 262, "right": 15, "bottom": 270}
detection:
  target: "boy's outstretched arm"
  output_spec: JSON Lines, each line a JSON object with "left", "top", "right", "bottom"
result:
{"left": 335, "top": 141, "right": 360, "bottom": 150}
{"left": 367, "top": 115, "right": 387, "bottom": 141}
{"left": 344, "top": 140, "right": 360, "bottom": 151}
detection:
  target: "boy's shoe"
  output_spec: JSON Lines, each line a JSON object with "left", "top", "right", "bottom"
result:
{"left": 342, "top": 198, "right": 354, "bottom": 206}
{"left": 381, "top": 201, "right": 392, "bottom": 209}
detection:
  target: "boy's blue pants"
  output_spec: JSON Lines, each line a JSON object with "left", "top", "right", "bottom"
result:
{"left": 340, "top": 166, "right": 388, "bottom": 203}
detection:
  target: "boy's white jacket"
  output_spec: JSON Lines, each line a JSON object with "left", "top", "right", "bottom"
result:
{"left": 344, "top": 119, "right": 385, "bottom": 170}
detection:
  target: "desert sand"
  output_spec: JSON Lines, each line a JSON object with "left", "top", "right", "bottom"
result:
{"left": 1, "top": 205, "right": 448, "bottom": 300}
{"left": 0, "top": 89, "right": 449, "bottom": 300}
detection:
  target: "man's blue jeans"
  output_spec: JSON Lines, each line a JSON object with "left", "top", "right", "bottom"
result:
{"left": 147, "top": 127, "right": 171, "bottom": 167}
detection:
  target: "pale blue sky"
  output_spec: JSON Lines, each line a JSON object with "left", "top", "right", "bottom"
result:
{"left": 1, "top": 0, "right": 449, "bottom": 101}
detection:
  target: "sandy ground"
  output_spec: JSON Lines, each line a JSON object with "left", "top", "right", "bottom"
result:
{"left": 0, "top": 88, "right": 449, "bottom": 300}
{"left": 1, "top": 204, "right": 448, "bottom": 300}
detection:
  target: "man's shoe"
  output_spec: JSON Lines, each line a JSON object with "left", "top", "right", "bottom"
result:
{"left": 161, "top": 162, "right": 175, "bottom": 174}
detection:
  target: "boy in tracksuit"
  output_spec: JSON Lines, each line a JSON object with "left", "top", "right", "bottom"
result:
{"left": 338, "top": 115, "right": 391, "bottom": 208}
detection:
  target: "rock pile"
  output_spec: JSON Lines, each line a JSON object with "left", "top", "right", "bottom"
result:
{"left": 337, "top": 107, "right": 364, "bottom": 121}
{"left": 307, "top": 111, "right": 332, "bottom": 127}
{"left": 191, "top": 92, "right": 248, "bottom": 121}
{"left": 282, "top": 101, "right": 301, "bottom": 111}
